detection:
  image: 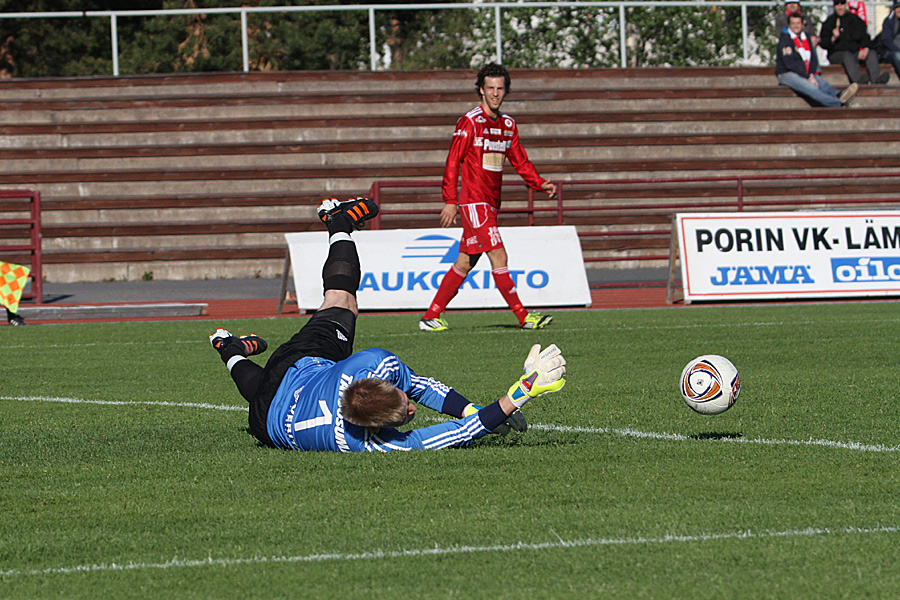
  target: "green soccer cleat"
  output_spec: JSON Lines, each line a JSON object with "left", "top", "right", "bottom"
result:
{"left": 521, "top": 312, "right": 552, "bottom": 330}
{"left": 419, "top": 317, "right": 449, "bottom": 332}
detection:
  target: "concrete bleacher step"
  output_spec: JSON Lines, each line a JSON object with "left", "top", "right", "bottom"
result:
{"left": 0, "top": 67, "right": 788, "bottom": 102}
{"left": 1, "top": 66, "right": 899, "bottom": 283}
{"left": 5, "top": 87, "right": 897, "bottom": 125}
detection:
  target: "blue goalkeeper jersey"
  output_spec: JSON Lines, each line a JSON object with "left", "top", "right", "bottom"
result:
{"left": 266, "top": 348, "right": 490, "bottom": 452}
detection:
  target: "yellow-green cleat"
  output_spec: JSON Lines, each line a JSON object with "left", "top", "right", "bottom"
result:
{"left": 521, "top": 312, "right": 552, "bottom": 330}
{"left": 419, "top": 317, "right": 449, "bottom": 332}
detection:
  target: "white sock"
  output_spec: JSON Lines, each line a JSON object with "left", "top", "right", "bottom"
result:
{"left": 226, "top": 355, "right": 247, "bottom": 373}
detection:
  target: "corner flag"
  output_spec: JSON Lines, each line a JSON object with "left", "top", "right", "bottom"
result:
{"left": 0, "top": 261, "right": 31, "bottom": 313}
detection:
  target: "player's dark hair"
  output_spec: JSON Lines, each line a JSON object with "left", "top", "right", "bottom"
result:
{"left": 788, "top": 11, "right": 803, "bottom": 22}
{"left": 476, "top": 63, "right": 511, "bottom": 98}
{"left": 341, "top": 378, "right": 407, "bottom": 429}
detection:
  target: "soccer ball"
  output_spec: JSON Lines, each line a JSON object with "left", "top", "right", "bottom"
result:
{"left": 680, "top": 355, "right": 741, "bottom": 415}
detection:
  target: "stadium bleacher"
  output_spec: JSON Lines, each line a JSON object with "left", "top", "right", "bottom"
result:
{"left": 1, "top": 66, "right": 898, "bottom": 283}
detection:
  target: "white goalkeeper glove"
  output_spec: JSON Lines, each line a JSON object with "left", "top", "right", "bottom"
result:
{"left": 462, "top": 403, "right": 528, "bottom": 436}
{"left": 507, "top": 344, "right": 566, "bottom": 408}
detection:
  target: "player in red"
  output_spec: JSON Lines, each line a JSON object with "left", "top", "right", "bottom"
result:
{"left": 419, "top": 63, "right": 558, "bottom": 332}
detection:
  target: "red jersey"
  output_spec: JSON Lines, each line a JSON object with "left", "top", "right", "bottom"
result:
{"left": 442, "top": 106, "right": 546, "bottom": 209}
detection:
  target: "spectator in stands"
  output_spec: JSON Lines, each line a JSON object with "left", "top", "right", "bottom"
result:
{"left": 778, "top": 13, "right": 859, "bottom": 107}
{"left": 820, "top": 0, "right": 889, "bottom": 84}
{"left": 775, "top": 0, "right": 819, "bottom": 47}
{"left": 878, "top": 0, "right": 900, "bottom": 80}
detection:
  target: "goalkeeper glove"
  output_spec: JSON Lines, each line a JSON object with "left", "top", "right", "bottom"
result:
{"left": 462, "top": 403, "right": 528, "bottom": 436}
{"left": 507, "top": 344, "right": 566, "bottom": 408}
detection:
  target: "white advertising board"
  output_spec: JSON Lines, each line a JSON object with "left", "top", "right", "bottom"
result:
{"left": 677, "top": 211, "right": 900, "bottom": 303}
{"left": 286, "top": 226, "right": 591, "bottom": 310}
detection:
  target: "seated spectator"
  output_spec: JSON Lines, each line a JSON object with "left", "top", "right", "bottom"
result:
{"left": 777, "top": 13, "right": 858, "bottom": 107}
{"left": 820, "top": 0, "right": 889, "bottom": 84}
{"left": 775, "top": 0, "right": 819, "bottom": 47}
{"left": 879, "top": 0, "right": 900, "bottom": 80}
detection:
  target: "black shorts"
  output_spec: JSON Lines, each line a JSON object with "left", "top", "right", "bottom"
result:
{"left": 247, "top": 306, "right": 356, "bottom": 445}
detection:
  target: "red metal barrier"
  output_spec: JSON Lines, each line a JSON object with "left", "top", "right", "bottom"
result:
{"left": 369, "top": 173, "right": 900, "bottom": 265}
{"left": 0, "top": 190, "right": 43, "bottom": 305}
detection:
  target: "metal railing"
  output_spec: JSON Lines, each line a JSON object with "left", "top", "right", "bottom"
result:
{"left": 2, "top": 1, "right": 888, "bottom": 76}
{"left": 369, "top": 173, "right": 900, "bottom": 264}
{"left": 0, "top": 190, "right": 43, "bottom": 305}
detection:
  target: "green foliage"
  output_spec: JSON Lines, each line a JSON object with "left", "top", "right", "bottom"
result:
{"left": 0, "top": 0, "right": 787, "bottom": 77}
{"left": 244, "top": 1, "right": 369, "bottom": 71}
{"left": 627, "top": 5, "right": 738, "bottom": 67}
{"left": 2, "top": 303, "right": 900, "bottom": 597}
{"left": 0, "top": 0, "right": 128, "bottom": 77}
{"left": 375, "top": 6, "right": 490, "bottom": 70}
{"left": 118, "top": 9, "right": 243, "bottom": 74}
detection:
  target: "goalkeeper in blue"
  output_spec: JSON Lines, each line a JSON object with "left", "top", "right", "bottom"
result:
{"left": 208, "top": 197, "right": 566, "bottom": 452}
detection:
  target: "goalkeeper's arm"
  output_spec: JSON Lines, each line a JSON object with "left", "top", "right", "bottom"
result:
{"left": 470, "top": 344, "right": 567, "bottom": 432}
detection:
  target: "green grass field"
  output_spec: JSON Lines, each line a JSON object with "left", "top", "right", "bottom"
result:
{"left": 2, "top": 303, "right": 900, "bottom": 599}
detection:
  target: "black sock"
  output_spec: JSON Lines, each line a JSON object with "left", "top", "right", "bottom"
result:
{"left": 229, "top": 359, "right": 264, "bottom": 403}
{"left": 322, "top": 238, "right": 361, "bottom": 295}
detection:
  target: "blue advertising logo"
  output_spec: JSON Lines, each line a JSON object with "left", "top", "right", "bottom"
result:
{"left": 831, "top": 257, "right": 900, "bottom": 282}
{"left": 401, "top": 234, "right": 459, "bottom": 264}
{"left": 359, "top": 234, "right": 550, "bottom": 292}
{"left": 709, "top": 265, "right": 815, "bottom": 286}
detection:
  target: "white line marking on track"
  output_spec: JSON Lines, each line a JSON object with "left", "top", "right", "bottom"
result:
{"left": 1, "top": 524, "right": 897, "bottom": 578}
{"left": 3, "top": 396, "right": 899, "bottom": 453}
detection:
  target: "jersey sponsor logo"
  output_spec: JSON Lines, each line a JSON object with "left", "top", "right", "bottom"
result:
{"left": 483, "top": 139, "right": 508, "bottom": 152}
{"left": 453, "top": 129, "right": 468, "bottom": 138}
{"left": 504, "top": 118, "right": 513, "bottom": 128}
{"left": 474, "top": 137, "right": 483, "bottom": 147}
{"left": 283, "top": 386, "right": 304, "bottom": 449}
{"left": 482, "top": 151, "right": 505, "bottom": 172}
{"left": 475, "top": 116, "right": 486, "bottom": 123}
{"left": 489, "top": 128, "right": 502, "bottom": 135}
{"left": 336, "top": 329, "right": 348, "bottom": 342}
{"left": 333, "top": 374, "right": 353, "bottom": 453}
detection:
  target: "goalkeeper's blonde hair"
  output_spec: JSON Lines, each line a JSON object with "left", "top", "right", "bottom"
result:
{"left": 341, "top": 378, "right": 407, "bottom": 429}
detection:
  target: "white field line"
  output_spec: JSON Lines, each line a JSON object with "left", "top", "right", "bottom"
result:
{"left": 4, "top": 395, "right": 900, "bottom": 454}
{"left": 3, "top": 396, "right": 246, "bottom": 412}
{"left": 1, "top": 524, "right": 897, "bottom": 578}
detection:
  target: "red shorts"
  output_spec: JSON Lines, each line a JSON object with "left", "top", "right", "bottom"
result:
{"left": 458, "top": 202, "right": 503, "bottom": 254}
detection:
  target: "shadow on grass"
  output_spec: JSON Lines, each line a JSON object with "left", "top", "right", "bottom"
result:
{"left": 475, "top": 433, "right": 584, "bottom": 448}
{"left": 238, "top": 428, "right": 584, "bottom": 450}
{"left": 691, "top": 432, "right": 743, "bottom": 441}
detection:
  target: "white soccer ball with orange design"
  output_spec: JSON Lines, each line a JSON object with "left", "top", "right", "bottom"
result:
{"left": 680, "top": 355, "right": 741, "bottom": 415}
